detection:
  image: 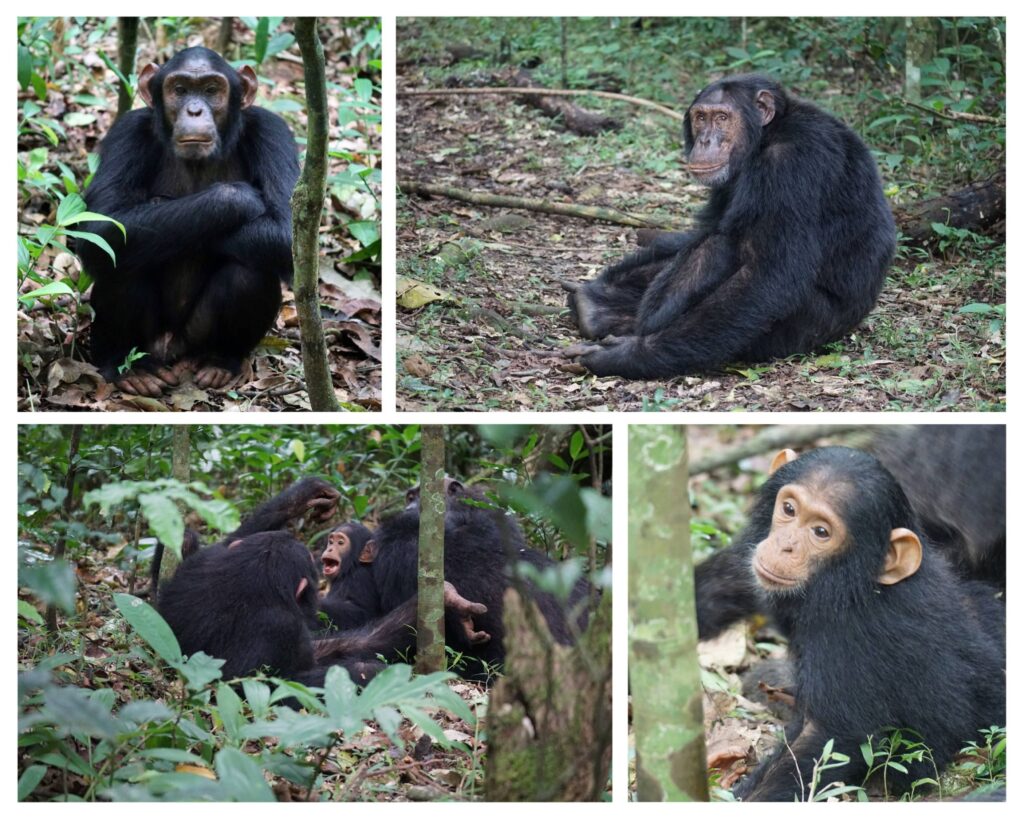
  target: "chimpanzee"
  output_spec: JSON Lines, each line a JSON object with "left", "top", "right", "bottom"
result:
{"left": 695, "top": 425, "right": 1007, "bottom": 640}
{"left": 318, "top": 522, "right": 384, "bottom": 630}
{"left": 699, "top": 447, "right": 1004, "bottom": 801}
{"left": 78, "top": 46, "right": 299, "bottom": 396}
{"left": 872, "top": 425, "right": 1005, "bottom": 586}
{"left": 157, "top": 478, "right": 488, "bottom": 687}
{"left": 364, "top": 477, "right": 594, "bottom": 679}
{"left": 562, "top": 74, "right": 896, "bottom": 378}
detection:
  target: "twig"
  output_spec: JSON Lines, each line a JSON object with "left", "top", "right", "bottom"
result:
{"left": 399, "top": 180, "right": 679, "bottom": 229}
{"left": 400, "top": 86, "right": 685, "bottom": 121}
{"left": 902, "top": 98, "right": 1004, "bottom": 125}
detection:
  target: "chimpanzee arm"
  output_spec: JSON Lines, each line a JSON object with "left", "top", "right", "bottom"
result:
{"left": 223, "top": 478, "right": 340, "bottom": 541}
{"left": 79, "top": 112, "right": 266, "bottom": 279}
{"left": 695, "top": 542, "right": 761, "bottom": 640}
{"left": 214, "top": 108, "right": 300, "bottom": 283}
{"left": 600, "top": 231, "right": 701, "bottom": 284}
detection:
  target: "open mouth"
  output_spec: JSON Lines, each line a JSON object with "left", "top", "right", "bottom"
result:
{"left": 322, "top": 556, "right": 339, "bottom": 578}
{"left": 752, "top": 557, "right": 798, "bottom": 588}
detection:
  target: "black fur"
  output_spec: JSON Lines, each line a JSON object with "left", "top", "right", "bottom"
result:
{"left": 566, "top": 74, "right": 896, "bottom": 378}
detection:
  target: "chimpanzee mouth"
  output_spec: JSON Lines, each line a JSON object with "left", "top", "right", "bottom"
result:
{"left": 322, "top": 557, "right": 339, "bottom": 577}
{"left": 752, "top": 558, "right": 798, "bottom": 588}
{"left": 177, "top": 137, "right": 214, "bottom": 144}
{"left": 686, "top": 162, "right": 726, "bottom": 175}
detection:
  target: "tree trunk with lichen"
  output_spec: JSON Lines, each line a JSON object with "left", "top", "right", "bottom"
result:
{"left": 415, "top": 426, "right": 446, "bottom": 674}
{"left": 292, "top": 17, "right": 339, "bottom": 411}
{"left": 628, "top": 425, "right": 708, "bottom": 801}
{"left": 484, "top": 589, "right": 612, "bottom": 801}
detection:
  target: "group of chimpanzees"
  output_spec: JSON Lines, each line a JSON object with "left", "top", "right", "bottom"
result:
{"left": 78, "top": 47, "right": 297, "bottom": 397}
{"left": 693, "top": 426, "right": 1005, "bottom": 801}
{"left": 564, "top": 74, "right": 896, "bottom": 379}
{"left": 157, "top": 475, "right": 593, "bottom": 690}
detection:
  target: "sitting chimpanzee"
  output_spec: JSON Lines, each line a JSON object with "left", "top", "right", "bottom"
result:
{"left": 563, "top": 74, "right": 896, "bottom": 378}
{"left": 696, "top": 425, "right": 1007, "bottom": 640}
{"left": 698, "top": 447, "right": 1004, "bottom": 801}
{"left": 356, "top": 478, "right": 595, "bottom": 680}
{"left": 78, "top": 47, "right": 299, "bottom": 396}
{"left": 158, "top": 478, "right": 488, "bottom": 687}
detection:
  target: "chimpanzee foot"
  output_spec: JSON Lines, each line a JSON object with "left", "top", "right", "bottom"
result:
{"left": 443, "top": 581, "right": 490, "bottom": 645}
{"left": 194, "top": 364, "right": 237, "bottom": 390}
{"left": 115, "top": 365, "right": 179, "bottom": 397}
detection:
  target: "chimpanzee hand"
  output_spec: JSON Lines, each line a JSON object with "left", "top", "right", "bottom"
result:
{"left": 206, "top": 182, "right": 266, "bottom": 222}
{"left": 288, "top": 477, "right": 341, "bottom": 522}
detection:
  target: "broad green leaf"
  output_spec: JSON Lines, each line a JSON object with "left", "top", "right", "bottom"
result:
{"left": 113, "top": 593, "right": 183, "bottom": 664}
{"left": 214, "top": 747, "right": 275, "bottom": 802}
{"left": 138, "top": 492, "right": 185, "bottom": 555}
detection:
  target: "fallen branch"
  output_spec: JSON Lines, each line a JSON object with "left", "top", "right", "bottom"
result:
{"left": 689, "top": 425, "right": 867, "bottom": 475}
{"left": 902, "top": 98, "right": 1004, "bottom": 125}
{"left": 399, "top": 180, "right": 679, "bottom": 229}
{"left": 399, "top": 85, "right": 684, "bottom": 121}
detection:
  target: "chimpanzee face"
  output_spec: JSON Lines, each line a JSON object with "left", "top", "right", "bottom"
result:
{"left": 139, "top": 51, "right": 257, "bottom": 162}
{"left": 685, "top": 85, "right": 775, "bottom": 188}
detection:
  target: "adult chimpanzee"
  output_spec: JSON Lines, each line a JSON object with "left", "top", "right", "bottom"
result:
{"left": 699, "top": 447, "right": 1004, "bottom": 801}
{"left": 562, "top": 74, "right": 896, "bottom": 379}
{"left": 78, "top": 46, "right": 299, "bottom": 396}
{"left": 157, "top": 478, "right": 488, "bottom": 687}
{"left": 363, "top": 478, "right": 594, "bottom": 679}
{"left": 695, "top": 426, "right": 1007, "bottom": 640}
{"left": 872, "top": 425, "right": 1006, "bottom": 586}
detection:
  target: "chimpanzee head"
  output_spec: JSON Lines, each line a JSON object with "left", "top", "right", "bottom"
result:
{"left": 321, "top": 522, "right": 376, "bottom": 581}
{"left": 683, "top": 74, "right": 785, "bottom": 188}
{"left": 138, "top": 46, "right": 257, "bottom": 162}
{"left": 749, "top": 447, "right": 924, "bottom": 600}
{"left": 225, "top": 530, "right": 320, "bottom": 618}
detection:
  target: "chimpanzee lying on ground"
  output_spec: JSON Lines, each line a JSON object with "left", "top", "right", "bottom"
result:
{"left": 563, "top": 74, "right": 895, "bottom": 379}
{"left": 319, "top": 478, "right": 595, "bottom": 680}
{"left": 696, "top": 447, "right": 1004, "bottom": 800}
{"left": 157, "top": 478, "right": 487, "bottom": 687}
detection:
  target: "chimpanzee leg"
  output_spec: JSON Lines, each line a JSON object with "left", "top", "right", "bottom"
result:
{"left": 181, "top": 260, "right": 282, "bottom": 388}
{"left": 90, "top": 276, "right": 180, "bottom": 396}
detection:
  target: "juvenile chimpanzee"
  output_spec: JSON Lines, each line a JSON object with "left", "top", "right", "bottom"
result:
{"left": 695, "top": 426, "right": 1007, "bottom": 639}
{"left": 157, "top": 479, "right": 488, "bottom": 687}
{"left": 318, "top": 522, "right": 384, "bottom": 630}
{"left": 78, "top": 46, "right": 299, "bottom": 396}
{"left": 563, "top": 74, "right": 896, "bottom": 378}
{"left": 366, "top": 478, "right": 594, "bottom": 679}
{"left": 703, "top": 447, "right": 1004, "bottom": 801}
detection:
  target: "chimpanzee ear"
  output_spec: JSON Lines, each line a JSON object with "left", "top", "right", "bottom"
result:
{"left": 295, "top": 577, "right": 308, "bottom": 600}
{"left": 768, "top": 449, "right": 798, "bottom": 475}
{"left": 447, "top": 479, "right": 464, "bottom": 495}
{"left": 755, "top": 89, "right": 776, "bottom": 126}
{"left": 227, "top": 539, "right": 244, "bottom": 550}
{"left": 138, "top": 63, "right": 160, "bottom": 107}
{"left": 238, "top": 65, "right": 258, "bottom": 109}
{"left": 358, "top": 539, "right": 378, "bottom": 564}
{"left": 878, "top": 528, "right": 923, "bottom": 585}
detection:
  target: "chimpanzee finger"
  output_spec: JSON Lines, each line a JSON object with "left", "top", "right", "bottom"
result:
{"left": 560, "top": 280, "right": 581, "bottom": 293}
{"left": 117, "top": 374, "right": 165, "bottom": 397}
{"left": 563, "top": 343, "right": 603, "bottom": 359}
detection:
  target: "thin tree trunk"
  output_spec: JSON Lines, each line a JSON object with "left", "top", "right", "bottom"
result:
{"left": 151, "top": 426, "right": 192, "bottom": 591}
{"left": 45, "top": 425, "right": 82, "bottom": 633}
{"left": 116, "top": 17, "right": 140, "bottom": 117}
{"left": 415, "top": 427, "right": 446, "bottom": 674}
{"left": 217, "top": 17, "right": 234, "bottom": 56}
{"left": 629, "top": 425, "right": 708, "bottom": 801}
{"left": 292, "top": 17, "right": 340, "bottom": 411}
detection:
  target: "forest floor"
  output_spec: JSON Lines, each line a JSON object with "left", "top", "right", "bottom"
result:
{"left": 17, "top": 20, "right": 381, "bottom": 412}
{"left": 395, "top": 52, "right": 1005, "bottom": 413}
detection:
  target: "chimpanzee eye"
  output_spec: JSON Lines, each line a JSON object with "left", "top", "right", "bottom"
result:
{"left": 174, "top": 84, "right": 187, "bottom": 95}
{"left": 716, "top": 113, "right": 729, "bottom": 122}
{"left": 812, "top": 526, "right": 830, "bottom": 539}
{"left": 782, "top": 501, "right": 795, "bottom": 517}
{"left": 206, "top": 85, "right": 219, "bottom": 95}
